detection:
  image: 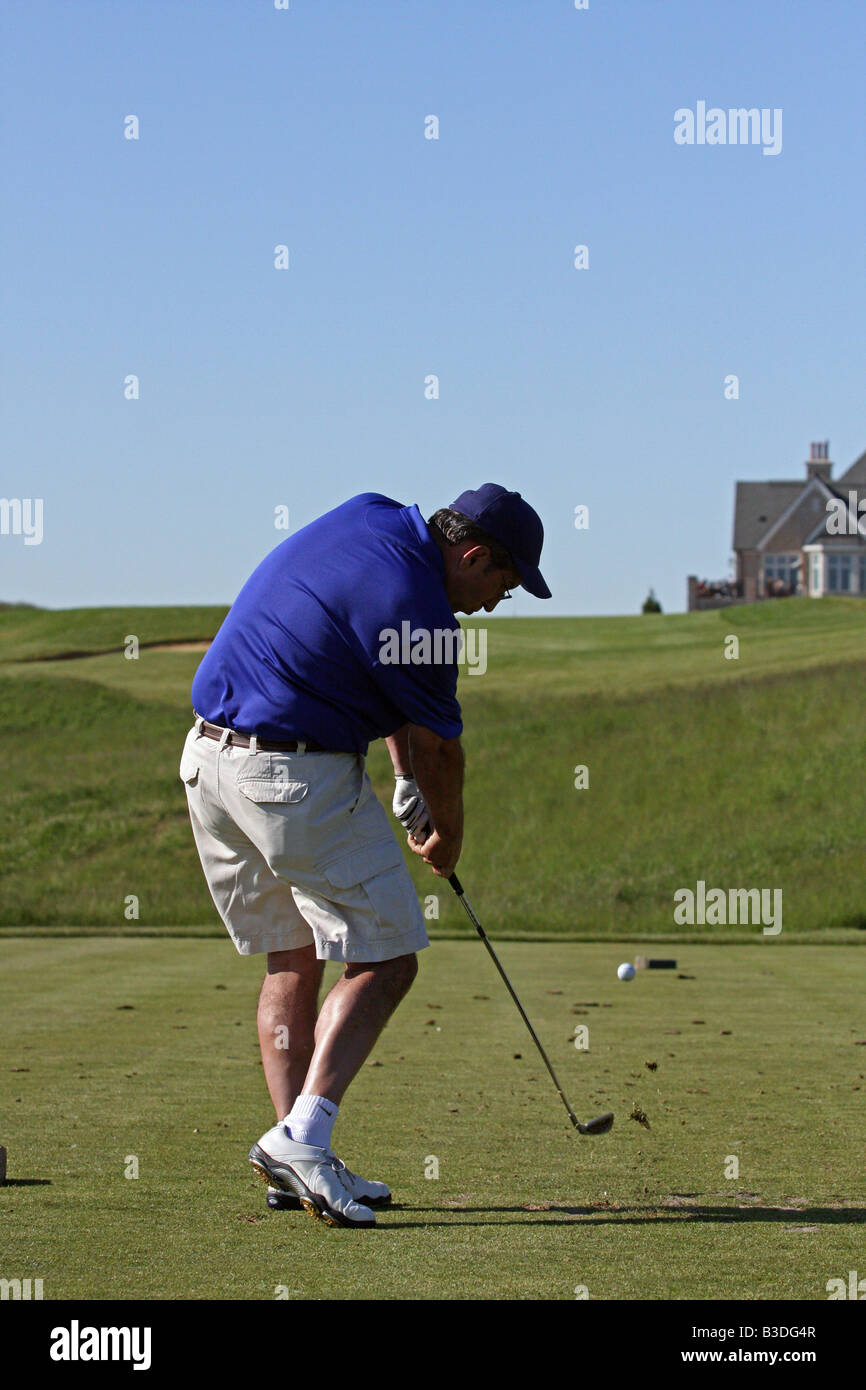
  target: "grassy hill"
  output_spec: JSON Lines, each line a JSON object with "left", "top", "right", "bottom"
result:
{"left": 1, "top": 599, "right": 864, "bottom": 936}
{"left": 0, "top": 603, "right": 227, "bottom": 663}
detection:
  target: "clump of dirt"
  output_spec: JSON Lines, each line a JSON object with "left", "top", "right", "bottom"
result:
{"left": 630, "top": 1103, "right": 650, "bottom": 1129}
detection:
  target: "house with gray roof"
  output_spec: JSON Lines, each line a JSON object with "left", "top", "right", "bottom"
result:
{"left": 688, "top": 442, "right": 866, "bottom": 610}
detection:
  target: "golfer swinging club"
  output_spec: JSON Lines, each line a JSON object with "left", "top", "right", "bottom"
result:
{"left": 180, "top": 485, "right": 550, "bottom": 1227}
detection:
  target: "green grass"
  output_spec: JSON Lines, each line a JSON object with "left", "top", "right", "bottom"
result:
{"left": 3, "top": 596, "right": 865, "bottom": 684}
{"left": 459, "top": 597, "right": 866, "bottom": 699}
{"left": 1, "top": 599, "right": 864, "bottom": 933}
{"left": 0, "top": 603, "right": 226, "bottom": 663}
{"left": 2, "top": 600, "right": 863, "bottom": 1300}
{"left": 1, "top": 938, "right": 862, "bottom": 1300}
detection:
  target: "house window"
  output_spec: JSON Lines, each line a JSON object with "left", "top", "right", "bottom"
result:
{"left": 764, "top": 554, "right": 799, "bottom": 592}
{"left": 860, "top": 555, "right": 866, "bottom": 595}
{"left": 828, "top": 555, "right": 852, "bottom": 592}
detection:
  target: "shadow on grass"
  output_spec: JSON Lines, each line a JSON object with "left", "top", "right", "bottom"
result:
{"left": 0, "top": 1179, "right": 52, "bottom": 1187}
{"left": 381, "top": 1202, "right": 866, "bottom": 1229}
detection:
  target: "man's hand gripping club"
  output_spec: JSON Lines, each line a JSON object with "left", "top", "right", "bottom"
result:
{"left": 386, "top": 724, "right": 464, "bottom": 879}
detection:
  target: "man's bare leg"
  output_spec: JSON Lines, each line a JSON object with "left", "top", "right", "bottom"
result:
{"left": 250, "top": 952, "right": 417, "bottom": 1221}
{"left": 301, "top": 953, "right": 418, "bottom": 1105}
{"left": 257, "top": 944, "right": 324, "bottom": 1119}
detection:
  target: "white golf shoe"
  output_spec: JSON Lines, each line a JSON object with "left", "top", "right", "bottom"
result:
{"left": 250, "top": 1123, "right": 382, "bottom": 1228}
{"left": 336, "top": 1162, "right": 391, "bottom": 1209}
{"left": 267, "top": 1159, "right": 391, "bottom": 1212}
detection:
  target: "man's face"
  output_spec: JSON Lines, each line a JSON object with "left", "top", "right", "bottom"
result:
{"left": 447, "top": 545, "right": 521, "bottom": 615}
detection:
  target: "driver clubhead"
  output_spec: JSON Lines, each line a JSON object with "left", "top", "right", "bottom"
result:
{"left": 575, "top": 1112, "right": 614, "bottom": 1136}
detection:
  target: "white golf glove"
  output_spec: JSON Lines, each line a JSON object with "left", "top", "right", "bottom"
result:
{"left": 392, "top": 775, "right": 431, "bottom": 843}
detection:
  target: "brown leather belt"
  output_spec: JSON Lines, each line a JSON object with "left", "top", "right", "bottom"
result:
{"left": 196, "top": 719, "right": 327, "bottom": 753}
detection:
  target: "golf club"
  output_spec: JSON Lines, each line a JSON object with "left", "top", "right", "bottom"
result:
{"left": 448, "top": 873, "right": 614, "bottom": 1136}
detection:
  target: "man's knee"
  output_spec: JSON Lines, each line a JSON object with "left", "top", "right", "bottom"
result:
{"left": 390, "top": 951, "right": 418, "bottom": 995}
{"left": 260, "top": 948, "right": 323, "bottom": 1030}
{"left": 266, "top": 943, "right": 320, "bottom": 981}
{"left": 349, "top": 952, "right": 418, "bottom": 1000}
{"left": 383, "top": 952, "right": 418, "bottom": 1007}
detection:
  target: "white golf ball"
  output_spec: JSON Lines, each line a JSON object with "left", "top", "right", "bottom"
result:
{"left": 617, "top": 962, "right": 636, "bottom": 981}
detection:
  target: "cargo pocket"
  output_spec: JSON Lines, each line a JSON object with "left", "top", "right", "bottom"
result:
{"left": 317, "top": 838, "right": 420, "bottom": 948}
{"left": 235, "top": 760, "right": 309, "bottom": 805}
{"left": 319, "top": 837, "right": 404, "bottom": 892}
{"left": 179, "top": 745, "right": 200, "bottom": 787}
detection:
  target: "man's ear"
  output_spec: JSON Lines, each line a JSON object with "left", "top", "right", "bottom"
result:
{"left": 459, "top": 543, "right": 489, "bottom": 571}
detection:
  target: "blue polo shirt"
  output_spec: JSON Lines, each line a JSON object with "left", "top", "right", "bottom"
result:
{"left": 190, "top": 493, "right": 464, "bottom": 753}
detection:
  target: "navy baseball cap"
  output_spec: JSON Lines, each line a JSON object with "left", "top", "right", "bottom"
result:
{"left": 449, "top": 484, "right": 552, "bottom": 599}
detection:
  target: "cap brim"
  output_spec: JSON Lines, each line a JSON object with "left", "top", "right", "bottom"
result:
{"left": 515, "top": 560, "right": 552, "bottom": 600}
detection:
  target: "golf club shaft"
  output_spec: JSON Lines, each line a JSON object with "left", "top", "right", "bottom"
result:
{"left": 448, "top": 872, "right": 580, "bottom": 1128}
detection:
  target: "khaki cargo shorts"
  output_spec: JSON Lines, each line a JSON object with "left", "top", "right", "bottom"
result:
{"left": 179, "top": 721, "right": 429, "bottom": 962}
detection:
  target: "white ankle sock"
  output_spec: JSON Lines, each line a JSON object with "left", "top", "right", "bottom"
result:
{"left": 285, "top": 1093, "right": 339, "bottom": 1149}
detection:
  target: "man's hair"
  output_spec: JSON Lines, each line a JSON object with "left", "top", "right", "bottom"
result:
{"left": 427, "top": 508, "right": 514, "bottom": 572}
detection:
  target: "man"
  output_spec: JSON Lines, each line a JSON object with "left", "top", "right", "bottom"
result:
{"left": 180, "top": 484, "right": 550, "bottom": 1228}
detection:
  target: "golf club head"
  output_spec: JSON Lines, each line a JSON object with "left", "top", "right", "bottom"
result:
{"left": 575, "top": 1112, "right": 614, "bottom": 1136}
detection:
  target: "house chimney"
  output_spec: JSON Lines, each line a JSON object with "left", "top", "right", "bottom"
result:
{"left": 806, "top": 440, "right": 832, "bottom": 481}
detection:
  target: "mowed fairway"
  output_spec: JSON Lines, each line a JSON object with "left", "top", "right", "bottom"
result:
{"left": 1, "top": 938, "right": 863, "bottom": 1301}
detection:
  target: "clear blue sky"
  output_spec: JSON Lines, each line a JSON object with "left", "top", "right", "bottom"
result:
{"left": 2, "top": 0, "right": 863, "bottom": 615}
